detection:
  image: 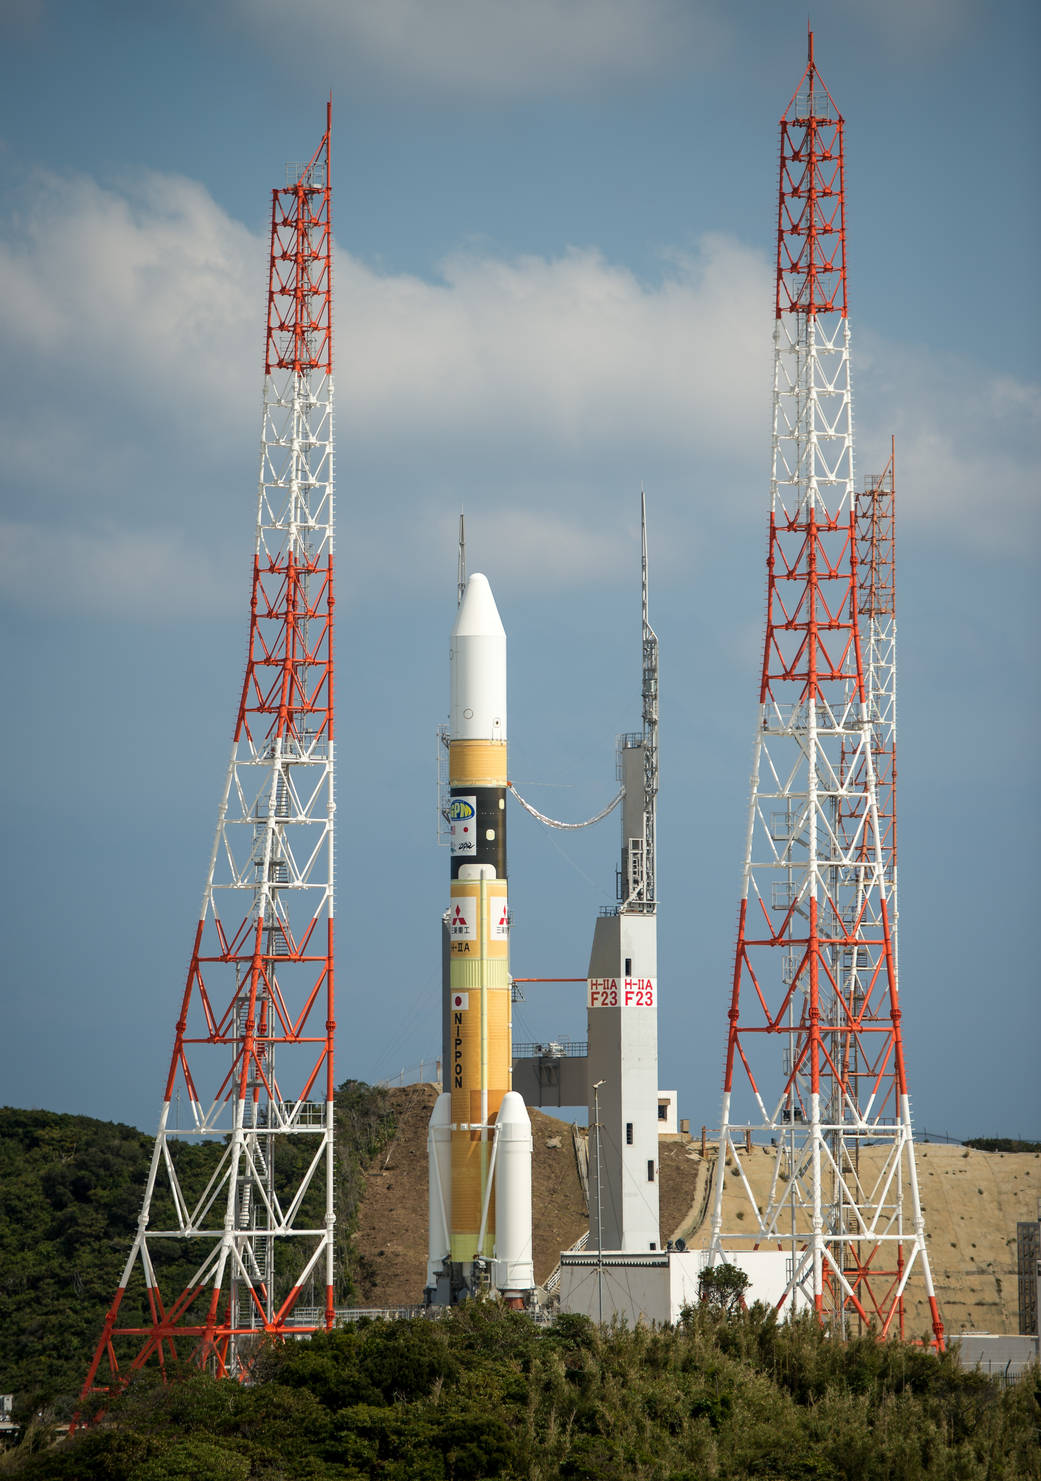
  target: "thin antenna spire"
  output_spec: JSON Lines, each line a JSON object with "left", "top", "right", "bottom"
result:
{"left": 640, "top": 490, "right": 658, "bottom": 907}
{"left": 457, "top": 510, "right": 467, "bottom": 606}
{"left": 640, "top": 489, "right": 658, "bottom": 754}
{"left": 641, "top": 488, "right": 649, "bottom": 641}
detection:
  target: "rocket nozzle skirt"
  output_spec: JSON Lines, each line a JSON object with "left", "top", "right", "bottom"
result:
{"left": 448, "top": 573, "right": 510, "bottom": 1263}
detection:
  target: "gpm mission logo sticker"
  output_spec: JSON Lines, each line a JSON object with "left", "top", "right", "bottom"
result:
{"left": 449, "top": 795, "right": 477, "bottom": 855}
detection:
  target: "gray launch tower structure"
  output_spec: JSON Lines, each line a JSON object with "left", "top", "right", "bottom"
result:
{"left": 585, "top": 493, "right": 661, "bottom": 1253}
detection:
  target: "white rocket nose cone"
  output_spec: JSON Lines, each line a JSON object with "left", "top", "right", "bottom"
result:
{"left": 450, "top": 572, "right": 507, "bottom": 742}
{"left": 452, "top": 572, "right": 505, "bottom": 640}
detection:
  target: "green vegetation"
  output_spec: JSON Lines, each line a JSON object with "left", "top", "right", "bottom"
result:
{"left": 2, "top": 1097, "right": 1039, "bottom": 1475}
{"left": 964, "top": 1138, "right": 1041, "bottom": 1154}
{"left": 0, "top": 1084, "right": 396, "bottom": 1417}
{"left": 697, "top": 1262, "right": 750, "bottom": 1317}
{"left": 2, "top": 1304, "right": 1038, "bottom": 1480}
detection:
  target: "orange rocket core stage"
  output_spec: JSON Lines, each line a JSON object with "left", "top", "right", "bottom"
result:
{"left": 448, "top": 736, "right": 511, "bottom": 1262}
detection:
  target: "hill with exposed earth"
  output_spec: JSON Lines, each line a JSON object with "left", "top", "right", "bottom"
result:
{"left": 361, "top": 1084, "right": 1041, "bottom": 1340}
{"left": 0, "top": 1086, "right": 1036, "bottom": 1419}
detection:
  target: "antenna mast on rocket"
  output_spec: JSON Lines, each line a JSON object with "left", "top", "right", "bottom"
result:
{"left": 457, "top": 511, "right": 467, "bottom": 607}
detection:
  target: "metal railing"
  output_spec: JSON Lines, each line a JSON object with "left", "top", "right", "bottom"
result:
{"left": 514, "top": 1041, "right": 588, "bottom": 1059}
{"left": 544, "top": 1230, "right": 590, "bottom": 1295}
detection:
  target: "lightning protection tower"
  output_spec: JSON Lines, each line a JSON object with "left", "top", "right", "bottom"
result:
{"left": 82, "top": 106, "right": 336, "bottom": 1402}
{"left": 706, "top": 39, "right": 943, "bottom": 1347}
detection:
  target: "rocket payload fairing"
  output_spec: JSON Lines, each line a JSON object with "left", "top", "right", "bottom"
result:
{"left": 426, "top": 573, "right": 534, "bottom": 1305}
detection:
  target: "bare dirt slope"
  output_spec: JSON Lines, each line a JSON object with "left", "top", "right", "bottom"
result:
{"left": 353, "top": 1087, "right": 704, "bottom": 1303}
{"left": 911, "top": 1143, "right": 1041, "bottom": 1335}
{"left": 706, "top": 1140, "right": 1041, "bottom": 1338}
{"left": 352, "top": 1083, "right": 439, "bottom": 1306}
{"left": 353, "top": 1088, "right": 1040, "bottom": 1335}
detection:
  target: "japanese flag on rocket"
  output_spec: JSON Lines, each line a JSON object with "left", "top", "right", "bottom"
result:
{"left": 449, "top": 899, "right": 476, "bottom": 939}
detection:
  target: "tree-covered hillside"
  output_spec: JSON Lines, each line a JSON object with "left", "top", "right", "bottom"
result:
{"left": 1, "top": 1097, "right": 1039, "bottom": 1478}
{"left": 0, "top": 1083, "right": 396, "bottom": 1416}
{"left": 3, "top": 1305, "right": 1038, "bottom": 1480}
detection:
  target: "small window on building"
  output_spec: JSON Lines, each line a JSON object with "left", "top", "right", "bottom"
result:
{"left": 647, "top": 1160, "right": 655, "bottom": 1182}
{"left": 657, "top": 1102, "right": 668, "bottom": 1121}
{"left": 626, "top": 1122, "right": 633, "bottom": 1145}
{"left": 624, "top": 957, "right": 632, "bottom": 975}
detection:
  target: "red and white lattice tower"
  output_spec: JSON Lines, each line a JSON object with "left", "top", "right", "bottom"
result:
{"left": 707, "top": 40, "right": 943, "bottom": 1346}
{"left": 81, "top": 106, "right": 336, "bottom": 1400}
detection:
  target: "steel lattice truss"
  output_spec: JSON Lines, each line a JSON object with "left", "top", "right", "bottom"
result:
{"left": 708, "top": 42, "right": 943, "bottom": 1347}
{"left": 850, "top": 448, "right": 897, "bottom": 947}
{"left": 639, "top": 494, "right": 659, "bottom": 910}
{"left": 619, "top": 491, "right": 659, "bottom": 912}
{"left": 81, "top": 108, "right": 336, "bottom": 1404}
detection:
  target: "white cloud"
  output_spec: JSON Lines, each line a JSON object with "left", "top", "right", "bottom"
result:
{"left": 854, "top": 337, "right": 1041, "bottom": 551}
{"left": 226, "top": 0, "right": 729, "bottom": 97}
{"left": 0, "top": 166, "right": 1035, "bottom": 619}
{"left": 890, "top": 432, "right": 1037, "bottom": 556}
{"left": 407, "top": 498, "right": 641, "bottom": 593}
{"left": 337, "top": 235, "right": 772, "bottom": 454}
{"left": 987, "top": 375, "right": 1041, "bottom": 425}
{"left": 0, "top": 519, "right": 243, "bottom": 619}
{"left": 1, "top": 169, "right": 261, "bottom": 415}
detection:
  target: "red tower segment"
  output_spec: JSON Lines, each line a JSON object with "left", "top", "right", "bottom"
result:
{"left": 776, "top": 31, "right": 847, "bottom": 320}
{"left": 707, "top": 37, "right": 943, "bottom": 1348}
{"left": 266, "top": 106, "right": 332, "bottom": 376}
{"left": 80, "top": 108, "right": 336, "bottom": 1408}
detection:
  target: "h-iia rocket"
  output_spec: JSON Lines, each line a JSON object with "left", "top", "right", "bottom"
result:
{"left": 426, "top": 573, "right": 534, "bottom": 1305}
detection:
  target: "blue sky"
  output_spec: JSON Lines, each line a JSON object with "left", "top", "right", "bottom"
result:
{"left": 1, "top": 0, "right": 1038, "bottom": 1140}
